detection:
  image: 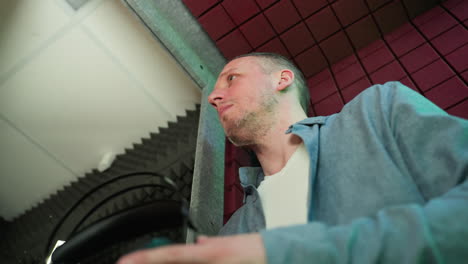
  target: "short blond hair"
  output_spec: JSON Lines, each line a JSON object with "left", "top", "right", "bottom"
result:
{"left": 231, "top": 52, "right": 310, "bottom": 113}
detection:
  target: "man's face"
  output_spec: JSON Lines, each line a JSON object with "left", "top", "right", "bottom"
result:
{"left": 208, "top": 56, "right": 278, "bottom": 146}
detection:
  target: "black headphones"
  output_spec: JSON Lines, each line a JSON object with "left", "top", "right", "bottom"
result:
{"left": 50, "top": 171, "right": 198, "bottom": 263}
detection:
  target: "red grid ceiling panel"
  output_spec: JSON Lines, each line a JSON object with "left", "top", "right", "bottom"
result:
{"left": 217, "top": 30, "right": 252, "bottom": 60}
{"left": 398, "top": 76, "right": 418, "bottom": 92}
{"left": 367, "top": 0, "right": 393, "bottom": 11}
{"left": 373, "top": 0, "right": 407, "bottom": 35}
{"left": 280, "top": 22, "right": 315, "bottom": 56}
{"left": 255, "top": 0, "right": 277, "bottom": 10}
{"left": 370, "top": 61, "right": 406, "bottom": 84}
{"left": 431, "top": 25, "right": 468, "bottom": 55}
{"left": 332, "top": 55, "right": 358, "bottom": 73}
{"left": 182, "top": 0, "right": 220, "bottom": 17}
{"left": 240, "top": 14, "right": 276, "bottom": 48}
{"left": 319, "top": 31, "right": 354, "bottom": 65}
{"left": 305, "top": 6, "right": 341, "bottom": 42}
{"left": 294, "top": 45, "right": 327, "bottom": 77}
{"left": 385, "top": 24, "right": 425, "bottom": 57}
{"left": 360, "top": 44, "right": 394, "bottom": 73}
{"left": 412, "top": 59, "right": 455, "bottom": 92}
{"left": 424, "top": 76, "right": 468, "bottom": 109}
{"left": 358, "top": 39, "right": 385, "bottom": 57}
{"left": 308, "top": 73, "right": 338, "bottom": 104}
{"left": 400, "top": 43, "right": 439, "bottom": 73}
{"left": 198, "top": 5, "right": 235, "bottom": 40}
{"left": 447, "top": 98, "right": 468, "bottom": 118}
{"left": 346, "top": 16, "right": 381, "bottom": 50}
{"left": 443, "top": 0, "right": 468, "bottom": 21}
{"left": 446, "top": 44, "right": 468, "bottom": 73}
{"left": 415, "top": 7, "right": 458, "bottom": 40}
{"left": 332, "top": 0, "right": 368, "bottom": 26}
{"left": 334, "top": 62, "right": 366, "bottom": 89}
{"left": 341, "top": 77, "right": 372, "bottom": 102}
{"left": 256, "top": 38, "right": 290, "bottom": 58}
{"left": 292, "top": 0, "right": 328, "bottom": 18}
{"left": 308, "top": 68, "right": 334, "bottom": 87}
{"left": 314, "top": 92, "right": 344, "bottom": 116}
{"left": 222, "top": 0, "right": 260, "bottom": 25}
{"left": 264, "top": 0, "right": 301, "bottom": 33}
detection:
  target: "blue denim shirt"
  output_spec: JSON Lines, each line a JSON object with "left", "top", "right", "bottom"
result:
{"left": 219, "top": 82, "right": 468, "bottom": 263}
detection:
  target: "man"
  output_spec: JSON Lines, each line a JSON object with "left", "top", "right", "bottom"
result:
{"left": 118, "top": 53, "right": 468, "bottom": 263}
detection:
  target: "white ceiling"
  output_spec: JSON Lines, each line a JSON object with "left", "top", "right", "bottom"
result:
{"left": 0, "top": 0, "right": 202, "bottom": 220}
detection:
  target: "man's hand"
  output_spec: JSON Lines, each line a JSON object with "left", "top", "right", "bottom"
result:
{"left": 116, "top": 233, "right": 266, "bottom": 264}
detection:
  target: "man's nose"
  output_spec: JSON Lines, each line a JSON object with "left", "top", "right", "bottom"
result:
{"left": 208, "top": 89, "right": 224, "bottom": 108}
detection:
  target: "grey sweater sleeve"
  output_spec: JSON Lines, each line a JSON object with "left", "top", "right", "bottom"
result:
{"left": 261, "top": 82, "right": 468, "bottom": 264}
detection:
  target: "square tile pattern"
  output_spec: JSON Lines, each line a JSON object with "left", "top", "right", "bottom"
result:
{"left": 183, "top": 0, "right": 468, "bottom": 222}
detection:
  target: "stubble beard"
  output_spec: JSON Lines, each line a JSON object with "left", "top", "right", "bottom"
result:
{"left": 224, "top": 91, "right": 278, "bottom": 147}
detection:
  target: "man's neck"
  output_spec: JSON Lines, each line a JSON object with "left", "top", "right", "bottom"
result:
{"left": 251, "top": 112, "right": 307, "bottom": 176}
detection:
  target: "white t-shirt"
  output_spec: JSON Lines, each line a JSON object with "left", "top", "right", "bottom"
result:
{"left": 257, "top": 143, "right": 310, "bottom": 229}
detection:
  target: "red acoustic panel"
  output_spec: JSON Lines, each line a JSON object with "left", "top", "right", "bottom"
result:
{"left": 398, "top": 77, "right": 418, "bottom": 92}
{"left": 360, "top": 45, "right": 394, "bottom": 73}
{"left": 256, "top": 37, "right": 291, "bottom": 58}
{"left": 332, "top": 0, "right": 368, "bottom": 26}
{"left": 199, "top": 5, "right": 235, "bottom": 40}
{"left": 305, "top": 6, "right": 341, "bottom": 42}
{"left": 264, "top": 0, "right": 301, "bottom": 33}
{"left": 308, "top": 77, "right": 338, "bottom": 103}
{"left": 447, "top": 99, "right": 468, "bottom": 119}
{"left": 332, "top": 55, "right": 358, "bottom": 73}
{"left": 292, "top": 0, "right": 328, "bottom": 18}
{"left": 223, "top": 184, "right": 244, "bottom": 223}
{"left": 463, "top": 70, "right": 468, "bottom": 83}
{"left": 388, "top": 28, "right": 425, "bottom": 57}
{"left": 346, "top": 16, "right": 381, "bottom": 50}
{"left": 222, "top": 0, "right": 260, "bottom": 25}
{"left": 217, "top": 30, "right": 252, "bottom": 60}
{"left": 255, "top": 0, "right": 277, "bottom": 9}
{"left": 367, "top": 0, "right": 392, "bottom": 11}
{"left": 384, "top": 22, "right": 413, "bottom": 41}
{"left": 446, "top": 44, "right": 468, "bottom": 73}
{"left": 320, "top": 31, "right": 354, "bottom": 64}
{"left": 342, "top": 77, "right": 372, "bottom": 102}
{"left": 313, "top": 92, "right": 344, "bottom": 116}
{"left": 182, "top": 0, "right": 219, "bottom": 17}
{"left": 294, "top": 45, "right": 327, "bottom": 77}
{"left": 334, "top": 62, "right": 366, "bottom": 89}
{"left": 413, "top": 5, "right": 444, "bottom": 25}
{"left": 373, "top": 0, "right": 408, "bottom": 35}
{"left": 424, "top": 76, "right": 468, "bottom": 109}
{"left": 240, "top": 14, "right": 276, "bottom": 48}
{"left": 400, "top": 43, "right": 439, "bottom": 73}
{"left": 307, "top": 68, "right": 333, "bottom": 87}
{"left": 370, "top": 61, "right": 406, "bottom": 84}
{"left": 431, "top": 25, "right": 468, "bottom": 55}
{"left": 358, "top": 39, "right": 385, "bottom": 58}
{"left": 441, "top": 0, "right": 464, "bottom": 9}
{"left": 412, "top": 59, "right": 455, "bottom": 91}
{"left": 386, "top": 25, "right": 425, "bottom": 57}
{"left": 448, "top": 0, "right": 468, "bottom": 21}
{"left": 281, "top": 22, "right": 315, "bottom": 56}
{"left": 416, "top": 8, "right": 457, "bottom": 39}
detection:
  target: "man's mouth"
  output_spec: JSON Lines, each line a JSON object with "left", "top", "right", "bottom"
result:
{"left": 218, "top": 104, "right": 233, "bottom": 116}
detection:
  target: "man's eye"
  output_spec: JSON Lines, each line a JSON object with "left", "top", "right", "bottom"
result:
{"left": 227, "top": 75, "right": 237, "bottom": 81}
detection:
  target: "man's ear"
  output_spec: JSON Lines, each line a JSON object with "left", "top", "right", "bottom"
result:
{"left": 276, "top": 69, "right": 294, "bottom": 92}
